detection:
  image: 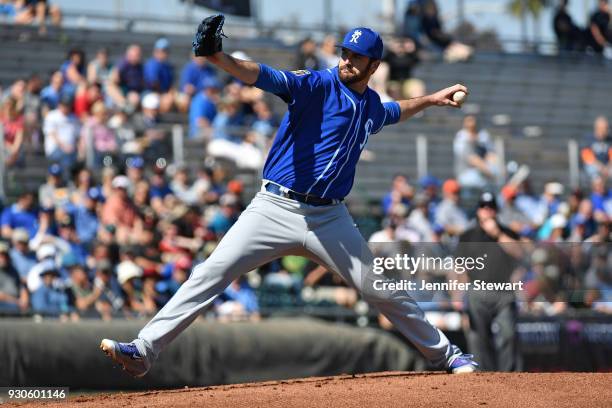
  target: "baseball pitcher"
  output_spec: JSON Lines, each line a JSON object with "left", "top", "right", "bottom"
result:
{"left": 101, "top": 15, "right": 477, "bottom": 376}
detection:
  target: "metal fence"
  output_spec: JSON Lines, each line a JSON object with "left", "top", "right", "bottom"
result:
{"left": 414, "top": 134, "right": 582, "bottom": 190}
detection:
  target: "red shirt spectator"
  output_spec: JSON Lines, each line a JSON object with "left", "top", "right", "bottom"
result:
{"left": 74, "top": 83, "right": 103, "bottom": 118}
{"left": 1, "top": 97, "right": 25, "bottom": 167}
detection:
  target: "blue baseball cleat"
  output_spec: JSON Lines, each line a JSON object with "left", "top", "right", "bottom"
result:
{"left": 100, "top": 338, "right": 150, "bottom": 378}
{"left": 447, "top": 352, "right": 479, "bottom": 374}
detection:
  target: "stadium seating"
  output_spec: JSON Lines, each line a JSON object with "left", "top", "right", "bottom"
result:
{"left": 1, "top": 23, "right": 610, "bottom": 202}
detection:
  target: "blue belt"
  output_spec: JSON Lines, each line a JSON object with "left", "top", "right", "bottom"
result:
{"left": 263, "top": 182, "right": 340, "bottom": 206}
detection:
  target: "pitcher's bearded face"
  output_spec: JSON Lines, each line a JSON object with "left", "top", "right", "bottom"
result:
{"left": 338, "top": 48, "right": 375, "bottom": 85}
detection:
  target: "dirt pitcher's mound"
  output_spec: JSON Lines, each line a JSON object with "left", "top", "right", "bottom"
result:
{"left": 8, "top": 372, "right": 612, "bottom": 408}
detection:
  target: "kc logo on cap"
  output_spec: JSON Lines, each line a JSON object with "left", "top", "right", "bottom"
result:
{"left": 350, "top": 30, "right": 362, "bottom": 43}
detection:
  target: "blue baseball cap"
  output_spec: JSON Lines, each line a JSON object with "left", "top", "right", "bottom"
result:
{"left": 62, "top": 253, "right": 79, "bottom": 268}
{"left": 419, "top": 175, "right": 441, "bottom": 189}
{"left": 48, "top": 163, "right": 62, "bottom": 176}
{"left": 338, "top": 27, "right": 383, "bottom": 60}
{"left": 154, "top": 38, "right": 170, "bottom": 50}
{"left": 127, "top": 156, "right": 145, "bottom": 169}
{"left": 87, "top": 186, "right": 103, "bottom": 201}
{"left": 201, "top": 76, "right": 222, "bottom": 91}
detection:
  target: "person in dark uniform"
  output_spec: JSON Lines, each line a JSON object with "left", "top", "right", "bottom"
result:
{"left": 587, "top": 0, "right": 612, "bottom": 54}
{"left": 458, "top": 192, "right": 524, "bottom": 371}
{"left": 553, "top": 0, "right": 584, "bottom": 52}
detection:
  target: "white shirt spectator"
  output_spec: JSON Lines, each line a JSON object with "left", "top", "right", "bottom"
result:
{"left": 406, "top": 208, "right": 435, "bottom": 241}
{"left": 453, "top": 128, "right": 493, "bottom": 174}
{"left": 453, "top": 128, "right": 492, "bottom": 151}
{"left": 43, "top": 108, "right": 80, "bottom": 156}
{"left": 27, "top": 259, "right": 56, "bottom": 293}
{"left": 453, "top": 126, "right": 497, "bottom": 189}
{"left": 435, "top": 198, "right": 469, "bottom": 234}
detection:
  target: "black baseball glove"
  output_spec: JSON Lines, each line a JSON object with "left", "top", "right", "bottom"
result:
{"left": 192, "top": 14, "right": 227, "bottom": 57}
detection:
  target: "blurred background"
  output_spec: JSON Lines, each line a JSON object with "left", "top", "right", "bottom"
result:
{"left": 0, "top": 0, "right": 611, "bottom": 387}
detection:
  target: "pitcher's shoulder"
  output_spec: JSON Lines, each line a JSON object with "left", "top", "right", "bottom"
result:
{"left": 286, "top": 68, "right": 330, "bottom": 88}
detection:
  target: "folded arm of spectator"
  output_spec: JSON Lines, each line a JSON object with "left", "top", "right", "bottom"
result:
{"left": 590, "top": 21, "right": 608, "bottom": 47}
{"left": 303, "top": 265, "right": 329, "bottom": 287}
{"left": 105, "top": 68, "right": 126, "bottom": 108}
{"left": 75, "top": 285, "right": 103, "bottom": 312}
{"left": 65, "top": 63, "right": 85, "bottom": 86}
{"left": 467, "top": 154, "right": 494, "bottom": 178}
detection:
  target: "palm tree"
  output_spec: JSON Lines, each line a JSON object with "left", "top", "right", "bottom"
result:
{"left": 507, "top": 0, "right": 549, "bottom": 51}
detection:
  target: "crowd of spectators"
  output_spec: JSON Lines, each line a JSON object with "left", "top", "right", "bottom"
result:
{"left": 401, "top": 0, "right": 473, "bottom": 63}
{"left": 0, "top": 33, "right": 285, "bottom": 319}
{"left": 0, "top": 141, "right": 609, "bottom": 320}
{"left": 0, "top": 39, "right": 280, "bottom": 177}
{"left": 0, "top": 159, "right": 263, "bottom": 320}
{"left": 295, "top": 31, "right": 426, "bottom": 104}
{"left": 368, "top": 112, "right": 612, "bottom": 318}
{"left": 553, "top": 0, "right": 612, "bottom": 55}
{"left": 0, "top": 0, "right": 62, "bottom": 35}
{"left": 0, "top": 20, "right": 610, "bottom": 323}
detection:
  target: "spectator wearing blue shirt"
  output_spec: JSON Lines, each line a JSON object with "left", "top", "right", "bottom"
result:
{"left": 144, "top": 38, "right": 175, "bottom": 113}
{"left": 91, "top": 260, "right": 124, "bottom": 321}
{"left": 1, "top": 191, "right": 38, "bottom": 240}
{"left": 40, "top": 71, "right": 65, "bottom": 112}
{"left": 156, "top": 256, "right": 191, "bottom": 305}
{"left": 208, "top": 193, "right": 239, "bottom": 237}
{"left": 419, "top": 174, "right": 441, "bottom": 222}
{"left": 0, "top": 1, "right": 16, "bottom": 20}
{"left": 514, "top": 180, "right": 542, "bottom": 226}
{"left": 188, "top": 77, "right": 221, "bottom": 139}
{"left": 568, "top": 198, "right": 598, "bottom": 239}
{"left": 107, "top": 44, "right": 144, "bottom": 113}
{"left": 382, "top": 174, "right": 413, "bottom": 215}
{"left": 250, "top": 100, "right": 277, "bottom": 146}
{"left": 148, "top": 167, "right": 173, "bottom": 216}
{"left": 149, "top": 168, "right": 173, "bottom": 200}
{"left": 540, "top": 182, "right": 564, "bottom": 223}
{"left": 0, "top": 241, "right": 28, "bottom": 314}
{"left": 216, "top": 276, "right": 260, "bottom": 321}
{"left": 212, "top": 97, "right": 245, "bottom": 143}
{"left": 75, "top": 187, "right": 102, "bottom": 249}
{"left": 9, "top": 228, "right": 36, "bottom": 282}
{"left": 31, "top": 264, "right": 72, "bottom": 318}
{"left": 126, "top": 156, "right": 146, "bottom": 192}
{"left": 589, "top": 176, "right": 610, "bottom": 220}
{"left": 56, "top": 216, "right": 88, "bottom": 267}
{"left": 59, "top": 48, "right": 86, "bottom": 97}
{"left": 177, "top": 56, "right": 217, "bottom": 111}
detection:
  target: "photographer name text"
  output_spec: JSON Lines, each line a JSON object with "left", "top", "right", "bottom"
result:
{"left": 372, "top": 279, "right": 524, "bottom": 292}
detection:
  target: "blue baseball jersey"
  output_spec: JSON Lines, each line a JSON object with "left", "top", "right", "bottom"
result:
{"left": 254, "top": 64, "right": 401, "bottom": 200}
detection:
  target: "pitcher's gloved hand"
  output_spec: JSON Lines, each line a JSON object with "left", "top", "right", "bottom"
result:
{"left": 192, "top": 14, "right": 227, "bottom": 57}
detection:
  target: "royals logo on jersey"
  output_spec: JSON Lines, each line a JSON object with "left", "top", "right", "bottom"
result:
{"left": 360, "top": 119, "right": 374, "bottom": 150}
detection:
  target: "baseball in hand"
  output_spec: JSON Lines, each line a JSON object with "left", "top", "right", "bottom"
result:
{"left": 452, "top": 91, "right": 467, "bottom": 105}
